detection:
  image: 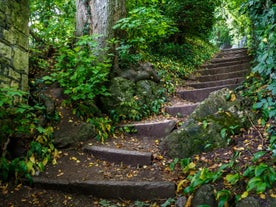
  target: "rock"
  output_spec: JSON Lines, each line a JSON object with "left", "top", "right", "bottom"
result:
{"left": 191, "top": 184, "right": 217, "bottom": 207}
{"left": 176, "top": 196, "right": 187, "bottom": 207}
{"left": 54, "top": 122, "right": 96, "bottom": 148}
{"left": 161, "top": 88, "right": 250, "bottom": 158}
{"left": 119, "top": 62, "right": 160, "bottom": 83}
{"left": 268, "top": 197, "right": 276, "bottom": 207}
{"left": 236, "top": 197, "right": 260, "bottom": 207}
{"left": 101, "top": 77, "right": 164, "bottom": 120}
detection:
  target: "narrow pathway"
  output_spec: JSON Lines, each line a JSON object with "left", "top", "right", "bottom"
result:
{"left": 32, "top": 48, "right": 251, "bottom": 201}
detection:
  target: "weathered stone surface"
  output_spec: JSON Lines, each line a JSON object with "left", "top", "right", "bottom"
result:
{"left": 161, "top": 88, "right": 250, "bottom": 158}
{"left": 199, "top": 62, "right": 250, "bottom": 75}
{"left": 187, "top": 77, "right": 244, "bottom": 89}
{"left": 32, "top": 177, "right": 176, "bottom": 200}
{"left": 124, "top": 119, "right": 176, "bottom": 138}
{"left": 177, "top": 84, "right": 237, "bottom": 102}
{"left": 101, "top": 77, "right": 164, "bottom": 119}
{"left": 165, "top": 104, "right": 198, "bottom": 117}
{"left": 0, "top": 0, "right": 29, "bottom": 91}
{"left": 54, "top": 122, "right": 97, "bottom": 148}
{"left": 83, "top": 146, "right": 152, "bottom": 166}
{"left": 176, "top": 196, "right": 187, "bottom": 207}
{"left": 197, "top": 69, "right": 248, "bottom": 82}
{"left": 268, "top": 197, "right": 276, "bottom": 207}
{"left": 191, "top": 184, "right": 217, "bottom": 207}
{"left": 236, "top": 197, "right": 260, "bottom": 207}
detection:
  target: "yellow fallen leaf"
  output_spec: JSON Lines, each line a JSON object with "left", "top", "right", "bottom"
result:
{"left": 241, "top": 191, "right": 248, "bottom": 199}
{"left": 57, "top": 172, "right": 64, "bottom": 177}
{"left": 29, "top": 154, "right": 36, "bottom": 163}
{"left": 177, "top": 179, "right": 189, "bottom": 193}
{"left": 230, "top": 93, "right": 236, "bottom": 102}
{"left": 259, "top": 193, "right": 266, "bottom": 199}
{"left": 185, "top": 195, "right": 193, "bottom": 207}
{"left": 233, "top": 146, "right": 245, "bottom": 151}
{"left": 269, "top": 190, "right": 276, "bottom": 198}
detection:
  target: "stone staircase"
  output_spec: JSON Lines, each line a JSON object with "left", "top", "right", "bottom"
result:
{"left": 32, "top": 48, "right": 251, "bottom": 201}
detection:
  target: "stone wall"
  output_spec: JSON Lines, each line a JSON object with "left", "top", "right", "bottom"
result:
{"left": 0, "top": 0, "right": 29, "bottom": 91}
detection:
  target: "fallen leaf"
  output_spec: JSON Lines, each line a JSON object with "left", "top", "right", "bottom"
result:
{"left": 241, "top": 191, "right": 248, "bottom": 199}
{"left": 259, "top": 193, "right": 266, "bottom": 199}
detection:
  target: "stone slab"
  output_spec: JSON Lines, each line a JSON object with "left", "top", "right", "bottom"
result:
{"left": 83, "top": 146, "right": 152, "bottom": 166}
{"left": 199, "top": 62, "right": 250, "bottom": 75}
{"left": 177, "top": 84, "right": 238, "bottom": 102}
{"left": 203, "top": 59, "right": 251, "bottom": 69}
{"left": 187, "top": 77, "right": 245, "bottom": 89}
{"left": 165, "top": 103, "right": 198, "bottom": 117}
{"left": 123, "top": 120, "right": 176, "bottom": 138}
{"left": 32, "top": 177, "right": 176, "bottom": 200}
{"left": 210, "top": 55, "right": 249, "bottom": 64}
{"left": 197, "top": 69, "right": 248, "bottom": 82}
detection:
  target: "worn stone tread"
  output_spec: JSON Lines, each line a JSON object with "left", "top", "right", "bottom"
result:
{"left": 165, "top": 103, "right": 198, "bottom": 117}
{"left": 122, "top": 119, "right": 176, "bottom": 137}
{"left": 203, "top": 58, "right": 251, "bottom": 69}
{"left": 210, "top": 55, "right": 250, "bottom": 63}
{"left": 177, "top": 84, "right": 238, "bottom": 102}
{"left": 199, "top": 62, "right": 250, "bottom": 75}
{"left": 187, "top": 77, "right": 245, "bottom": 89}
{"left": 197, "top": 69, "right": 249, "bottom": 82}
{"left": 83, "top": 145, "right": 152, "bottom": 166}
{"left": 32, "top": 177, "right": 176, "bottom": 200}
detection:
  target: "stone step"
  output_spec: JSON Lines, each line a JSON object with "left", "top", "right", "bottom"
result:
{"left": 210, "top": 55, "right": 250, "bottom": 64}
{"left": 32, "top": 177, "right": 176, "bottom": 200}
{"left": 177, "top": 84, "right": 238, "bottom": 102}
{"left": 165, "top": 103, "right": 198, "bottom": 117}
{"left": 219, "top": 48, "right": 248, "bottom": 56}
{"left": 83, "top": 146, "right": 152, "bottom": 166}
{"left": 187, "top": 77, "right": 245, "bottom": 89}
{"left": 203, "top": 58, "right": 251, "bottom": 69}
{"left": 122, "top": 119, "right": 176, "bottom": 138}
{"left": 196, "top": 69, "right": 249, "bottom": 82}
{"left": 199, "top": 62, "right": 250, "bottom": 75}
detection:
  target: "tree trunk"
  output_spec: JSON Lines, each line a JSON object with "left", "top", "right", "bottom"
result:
{"left": 76, "top": 0, "right": 126, "bottom": 50}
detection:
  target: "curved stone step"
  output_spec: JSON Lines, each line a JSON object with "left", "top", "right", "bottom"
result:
{"left": 199, "top": 62, "right": 250, "bottom": 75}
{"left": 32, "top": 177, "right": 176, "bottom": 200}
{"left": 196, "top": 69, "right": 248, "bottom": 82}
{"left": 165, "top": 103, "right": 198, "bottom": 117}
{"left": 83, "top": 146, "right": 152, "bottom": 166}
{"left": 177, "top": 84, "right": 238, "bottom": 102}
{"left": 122, "top": 120, "right": 176, "bottom": 137}
{"left": 187, "top": 77, "right": 245, "bottom": 89}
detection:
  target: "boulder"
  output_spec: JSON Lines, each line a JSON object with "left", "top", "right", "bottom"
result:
{"left": 161, "top": 88, "right": 250, "bottom": 158}
{"left": 54, "top": 122, "right": 96, "bottom": 148}
{"left": 191, "top": 184, "right": 217, "bottom": 207}
{"left": 101, "top": 77, "right": 164, "bottom": 120}
{"left": 236, "top": 197, "right": 260, "bottom": 207}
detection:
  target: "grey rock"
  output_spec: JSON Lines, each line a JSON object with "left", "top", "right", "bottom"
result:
{"left": 101, "top": 77, "right": 164, "bottom": 119}
{"left": 176, "top": 196, "right": 187, "bottom": 207}
{"left": 236, "top": 197, "right": 260, "bottom": 207}
{"left": 54, "top": 122, "right": 96, "bottom": 148}
{"left": 161, "top": 88, "right": 250, "bottom": 158}
{"left": 268, "top": 197, "right": 276, "bottom": 207}
{"left": 191, "top": 184, "right": 217, "bottom": 207}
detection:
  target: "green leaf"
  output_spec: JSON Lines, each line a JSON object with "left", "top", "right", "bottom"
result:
{"left": 252, "top": 151, "right": 266, "bottom": 162}
{"left": 255, "top": 163, "right": 268, "bottom": 177}
{"left": 226, "top": 173, "right": 240, "bottom": 185}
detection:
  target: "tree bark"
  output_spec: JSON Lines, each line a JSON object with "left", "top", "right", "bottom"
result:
{"left": 76, "top": 0, "right": 126, "bottom": 50}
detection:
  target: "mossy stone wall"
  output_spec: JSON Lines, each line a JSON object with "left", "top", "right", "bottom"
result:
{"left": 0, "top": 0, "right": 29, "bottom": 91}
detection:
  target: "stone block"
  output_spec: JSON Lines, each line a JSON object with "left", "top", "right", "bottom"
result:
{"left": 13, "top": 47, "right": 28, "bottom": 72}
{"left": 0, "top": 41, "right": 12, "bottom": 58}
{"left": 3, "top": 29, "right": 16, "bottom": 44}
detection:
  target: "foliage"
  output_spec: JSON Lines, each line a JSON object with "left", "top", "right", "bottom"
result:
{"left": 113, "top": 6, "right": 178, "bottom": 65}
{"left": 164, "top": 0, "right": 219, "bottom": 41}
{"left": 43, "top": 35, "right": 111, "bottom": 119}
{"left": 0, "top": 88, "right": 58, "bottom": 182}
{"left": 88, "top": 117, "right": 115, "bottom": 143}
